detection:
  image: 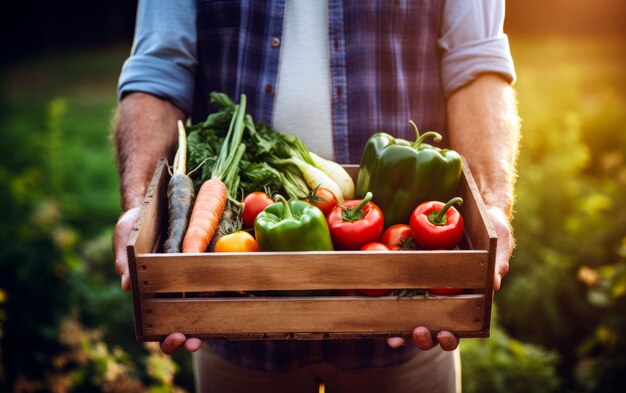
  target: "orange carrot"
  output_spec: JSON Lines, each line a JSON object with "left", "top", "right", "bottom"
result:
{"left": 182, "top": 179, "right": 227, "bottom": 252}
{"left": 180, "top": 94, "right": 248, "bottom": 252}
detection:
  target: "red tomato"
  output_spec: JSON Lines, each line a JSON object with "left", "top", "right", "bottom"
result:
{"left": 306, "top": 186, "right": 338, "bottom": 215}
{"left": 360, "top": 242, "right": 390, "bottom": 251}
{"left": 429, "top": 288, "right": 463, "bottom": 296}
{"left": 379, "top": 224, "right": 417, "bottom": 250}
{"left": 241, "top": 192, "right": 274, "bottom": 228}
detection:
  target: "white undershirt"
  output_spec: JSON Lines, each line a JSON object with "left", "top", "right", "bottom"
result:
{"left": 273, "top": 0, "right": 334, "bottom": 160}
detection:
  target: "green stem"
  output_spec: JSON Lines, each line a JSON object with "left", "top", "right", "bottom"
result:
{"left": 409, "top": 120, "right": 442, "bottom": 148}
{"left": 409, "top": 120, "right": 421, "bottom": 140}
{"left": 214, "top": 94, "right": 247, "bottom": 180}
{"left": 342, "top": 192, "right": 373, "bottom": 222}
{"left": 429, "top": 197, "right": 464, "bottom": 225}
{"left": 222, "top": 143, "right": 246, "bottom": 197}
{"left": 275, "top": 194, "right": 294, "bottom": 220}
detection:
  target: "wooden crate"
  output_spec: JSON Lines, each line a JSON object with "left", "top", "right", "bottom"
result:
{"left": 127, "top": 159, "right": 497, "bottom": 342}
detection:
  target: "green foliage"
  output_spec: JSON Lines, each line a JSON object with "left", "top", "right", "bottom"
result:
{"left": 461, "top": 308, "right": 560, "bottom": 393}
{"left": 496, "top": 36, "right": 626, "bottom": 391}
{"left": 0, "top": 48, "right": 192, "bottom": 392}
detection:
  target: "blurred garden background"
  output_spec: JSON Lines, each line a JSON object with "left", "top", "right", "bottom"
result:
{"left": 1, "top": 1, "right": 625, "bottom": 392}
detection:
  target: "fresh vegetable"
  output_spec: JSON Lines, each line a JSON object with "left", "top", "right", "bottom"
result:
{"left": 214, "top": 231, "right": 259, "bottom": 252}
{"left": 356, "top": 120, "right": 462, "bottom": 228}
{"left": 327, "top": 192, "right": 384, "bottom": 250}
{"left": 309, "top": 152, "right": 355, "bottom": 200}
{"left": 241, "top": 191, "right": 273, "bottom": 229}
{"left": 182, "top": 179, "right": 228, "bottom": 253}
{"left": 306, "top": 185, "right": 338, "bottom": 216}
{"left": 254, "top": 195, "right": 334, "bottom": 252}
{"left": 186, "top": 92, "right": 323, "bottom": 200}
{"left": 410, "top": 197, "right": 465, "bottom": 250}
{"left": 360, "top": 242, "right": 390, "bottom": 251}
{"left": 182, "top": 95, "right": 248, "bottom": 252}
{"left": 379, "top": 224, "right": 417, "bottom": 250}
{"left": 163, "top": 121, "right": 195, "bottom": 253}
{"left": 274, "top": 157, "right": 344, "bottom": 203}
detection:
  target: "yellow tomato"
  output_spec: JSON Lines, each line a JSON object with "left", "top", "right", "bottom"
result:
{"left": 214, "top": 231, "right": 259, "bottom": 252}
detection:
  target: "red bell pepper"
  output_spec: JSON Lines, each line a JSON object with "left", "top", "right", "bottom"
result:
{"left": 410, "top": 197, "right": 464, "bottom": 250}
{"left": 327, "top": 192, "right": 384, "bottom": 250}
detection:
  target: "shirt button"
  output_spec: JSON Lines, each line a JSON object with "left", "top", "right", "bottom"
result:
{"left": 265, "top": 84, "right": 274, "bottom": 94}
{"left": 271, "top": 37, "right": 281, "bottom": 47}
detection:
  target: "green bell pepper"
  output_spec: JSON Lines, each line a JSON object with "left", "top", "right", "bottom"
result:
{"left": 356, "top": 121, "right": 462, "bottom": 228}
{"left": 254, "top": 195, "right": 334, "bottom": 251}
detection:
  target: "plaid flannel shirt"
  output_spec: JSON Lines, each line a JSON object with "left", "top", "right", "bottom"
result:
{"left": 119, "top": 0, "right": 515, "bottom": 371}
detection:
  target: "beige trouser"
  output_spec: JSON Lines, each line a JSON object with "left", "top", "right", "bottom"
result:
{"left": 193, "top": 343, "right": 461, "bottom": 393}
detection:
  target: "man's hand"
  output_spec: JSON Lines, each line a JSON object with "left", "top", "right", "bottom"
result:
{"left": 113, "top": 207, "right": 142, "bottom": 291}
{"left": 113, "top": 93, "right": 200, "bottom": 355}
{"left": 488, "top": 206, "right": 513, "bottom": 291}
{"left": 112, "top": 206, "right": 203, "bottom": 354}
{"left": 160, "top": 333, "right": 204, "bottom": 354}
{"left": 387, "top": 328, "right": 460, "bottom": 351}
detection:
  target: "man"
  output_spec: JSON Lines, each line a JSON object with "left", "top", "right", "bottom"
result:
{"left": 113, "top": 0, "right": 519, "bottom": 391}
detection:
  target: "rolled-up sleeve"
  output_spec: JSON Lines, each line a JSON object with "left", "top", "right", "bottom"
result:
{"left": 117, "top": 0, "right": 198, "bottom": 115}
{"left": 438, "top": 0, "right": 516, "bottom": 96}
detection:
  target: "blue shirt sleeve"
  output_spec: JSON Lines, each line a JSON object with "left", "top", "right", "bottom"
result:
{"left": 438, "top": 0, "right": 517, "bottom": 97}
{"left": 117, "top": 0, "right": 198, "bottom": 115}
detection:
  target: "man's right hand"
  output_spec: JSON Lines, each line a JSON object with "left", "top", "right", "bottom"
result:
{"left": 113, "top": 207, "right": 142, "bottom": 291}
{"left": 112, "top": 206, "right": 203, "bottom": 354}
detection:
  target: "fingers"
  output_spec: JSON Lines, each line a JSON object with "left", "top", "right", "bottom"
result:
{"left": 112, "top": 207, "right": 142, "bottom": 292}
{"left": 185, "top": 337, "right": 204, "bottom": 352}
{"left": 412, "top": 326, "right": 436, "bottom": 350}
{"left": 160, "top": 333, "right": 203, "bottom": 355}
{"left": 487, "top": 207, "right": 513, "bottom": 291}
{"left": 160, "top": 332, "right": 187, "bottom": 355}
{"left": 387, "top": 337, "right": 406, "bottom": 348}
{"left": 395, "top": 327, "right": 460, "bottom": 351}
{"left": 436, "top": 331, "right": 459, "bottom": 351}
{"left": 495, "top": 258, "right": 510, "bottom": 291}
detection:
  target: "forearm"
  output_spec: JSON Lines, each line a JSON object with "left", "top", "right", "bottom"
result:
{"left": 113, "top": 92, "right": 185, "bottom": 210}
{"left": 447, "top": 73, "right": 521, "bottom": 217}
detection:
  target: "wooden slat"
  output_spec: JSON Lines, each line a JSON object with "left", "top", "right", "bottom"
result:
{"left": 127, "top": 159, "right": 169, "bottom": 254}
{"left": 140, "top": 295, "right": 485, "bottom": 339}
{"left": 458, "top": 157, "right": 498, "bottom": 335}
{"left": 136, "top": 250, "right": 488, "bottom": 293}
{"left": 127, "top": 159, "right": 169, "bottom": 341}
